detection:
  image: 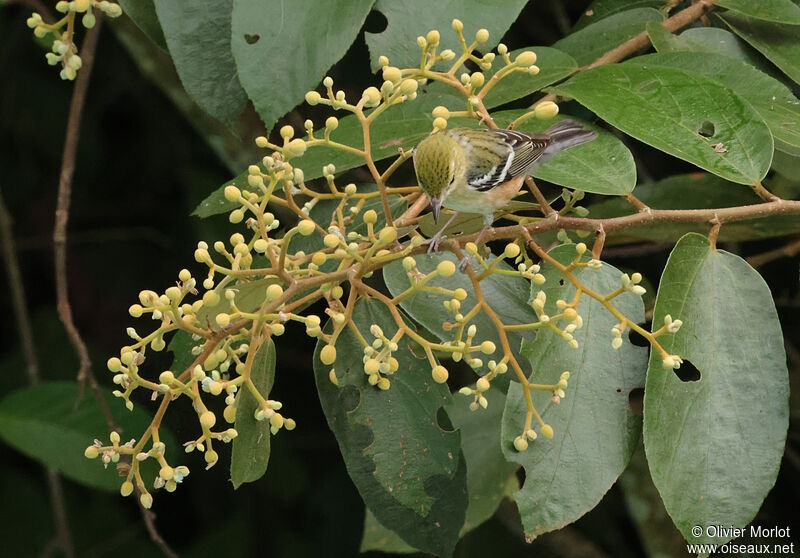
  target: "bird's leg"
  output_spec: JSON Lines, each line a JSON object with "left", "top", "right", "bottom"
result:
{"left": 459, "top": 215, "right": 493, "bottom": 271}
{"left": 427, "top": 211, "right": 459, "bottom": 254}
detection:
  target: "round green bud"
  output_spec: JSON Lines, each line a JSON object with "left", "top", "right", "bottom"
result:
{"left": 325, "top": 116, "right": 339, "bottom": 131}
{"left": 266, "top": 283, "right": 284, "bottom": 301}
{"left": 363, "top": 209, "right": 378, "bottom": 224}
{"left": 320, "top": 344, "right": 337, "bottom": 365}
{"left": 480, "top": 341, "right": 496, "bottom": 355}
{"left": 378, "top": 226, "right": 397, "bottom": 244}
{"left": 285, "top": 138, "right": 307, "bottom": 158}
{"left": 437, "top": 260, "right": 456, "bottom": 277}
{"left": 432, "top": 105, "right": 450, "bottom": 119}
{"left": 540, "top": 424, "right": 554, "bottom": 439}
{"left": 215, "top": 313, "right": 230, "bottom": 327}
{"left": 453, "top": 288, "right": 468, "bottom": 300}
{"left": 255, "top": 136, "right": 269, "bottom": 147}
{"left": 417, "top": 36, "right": 427, "bottom": 48}
{"left": 470, "top": 72, "right": 485, "bottom": 88}
{"left": 534, "top": 100, "right": 559, "bottom": 120}
{"left": 513, "top": 436, "right": 528, "bottom": 451}
{"left": 362, "top": 86, "right": 382, "bottom": 106}
{"left": 128, "top": 304, "right": 143, "bottom": 318}
{"left": 476, "top": 376, "right": 490, "bottom": 391}
{"left": 475, "top": 28, "right": 489, "bottom": 43}
{"left": 402, "top": 256, "right": 416, "bottom": 271}
{"left": 140, "top": 493, "right": 153, "bottom": 509}
{"left": 223, "top": 405, "right": 237, "bottom": 423}
{"left": 280, "top": 125, "right": 294, "bottom": 139}
{"left": 107, "top": 357, "right": 122, "bottom": 372}
{"left": 433, "top": 117, "right": 447, "bottom": 130}
{"left": 110, "top": 431, "right": 120, "bottom": 444}
{"left": 253, "top": 238, "right": 269, "bottom": 253}
{"left": 431, "top": 365, "right": 449, "bottom": 384}
{"left": 515, "top": 51, "right": 537, "bottom": 66}
{"left": 378, "top": 55, "right": 389, "bottom": 67}
{"left": 84, "top": 446, "right": 99, "bottom": 459}
{"left": 399, "top": 79, "right": 419, "bottom": 96}
{"left": 323, "top": 76, "right": 334, "bottom": 88}
{"left": 364, "top": 359, "right": 380, "bottom": 375}
{"left": 120, "top": 481, "right": 134, "bottom": 497}
{"left": 382, "top": 66, "right": 402, "bottom": 83}
{"left": 426, "top": 29, "right": 440, "bottom": 45}
{"left": 297, "top": 219, "right": 316, "bottom": 236}
{"left": 323, "top": 234, "right": 340, "bottom": 248}
{"left": 503, "top": 243, "right": 520, "bottom": 259}
{"left": 74, "top": 0, "right": 90, "bottom": 11}
{"left": 203, "top": 291, "right": 220, "bottom": 307}
{"left": 377, "top": 377, "right": 391, "bottom": 390}
{"left": 305, "top": 91, "right": 322, "bottom": 105}
{"left": 159, "top": 371, "right": 174, "bottom": 384}
{"left": 311, "top": 252, "right": 327, "bottom": 266}
{"left": 285, "top": 418, "right": 297, "bottom": 430}
{"left": 204, "top": 450, "right": 218, "bottom": 464}
{"left": 160, "top": 466, "right": 174, "bottom": 481}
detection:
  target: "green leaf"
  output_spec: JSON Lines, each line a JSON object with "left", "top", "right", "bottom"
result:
{"left": 551, "top": 64, "right": 774, "bottom": 184}
{"left": 230, "top": 338, "right": 276, "bottom": 488}
{"left": 554, "top": 8, "right": 663, "bottom": 66}
{"left": 0, "top": 381, "right": 169, "bottom": 492}
{"left": 495, "top": 113, "right": 636, "bottom": 195}
{"left": 643, "top": 233, "right": 789, "bottom": 545}
{"left": 650, "top": 25, "right": 776, "bottom": 75}
{"left": 118, "top": 0, "right": 167, "bottom": 49}
{"left": 501, "top": 244, "right": 647, "bottom": 540}
{"left": 481, "top": 47, "right": 578, "bottom": 108}
{"left": 361, "top": 509, "right": 418, "bottom": 553}
{"left": 383, "top": 252, "right": 539, "bottom": 391}
{"left": 716, "top": 0, "right": 800, "bottom": 24}
{"left": 447, "top": 389, "right": 518, "bottom": 532}
{"left": 365, "top": 0, "right": 527, "bottom": 70}
{"left": 152, "top": 0, "right": 247, "bottom": 126}
{"left": 589, "top": 173, "right": 800, "bottom": 242}
{"left": 721, "top": 12, "right": 800, "bottom": 85}
{"left": 573, "top": 0, "right": 665, "bottom": 31}
{"left": 633, "top": 52, "right": 800, "bottom": 156}
{"left": 231, "top": 0, "right": 374, "bottom": 131}
{"left": 313, "top": 299, "right": 467, "bottom": 556}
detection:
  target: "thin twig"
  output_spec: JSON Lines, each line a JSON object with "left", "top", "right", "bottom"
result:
{"left": 136, "top": 501, "right": 179, "bottom": 558}
{"left": 52, "top": 16, "right": 116, "bottom": 426}
{"left": 751, "top": 180, "right": 780, "bottom": 202}
{"left": 747, "top": 235, "right": 800, "bottom": 268}
{"left": 625, "top": 192, "right": 651, "bottom": 213}
{"left": 0, "top": 192, "right": 75, "bottom": 558}
{"left": 708, "top": 215, "right": 721, "bottom": 249}
{"left": 525, "top": 176, "right": 556, "bottom": 216}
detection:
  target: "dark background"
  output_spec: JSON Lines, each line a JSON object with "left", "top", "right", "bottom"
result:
{"left": 1, "top": 1, "right": 798, "bottom": 556}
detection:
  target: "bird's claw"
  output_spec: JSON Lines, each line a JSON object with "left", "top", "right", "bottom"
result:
{"left": 427, "top": 233, "right": 446, "bottom": 254}
{"left": 458, "top": 256, "right": 471, "bottom": 272}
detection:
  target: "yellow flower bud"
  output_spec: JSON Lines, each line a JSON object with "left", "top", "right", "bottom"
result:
{"left": 432, "top": 105, "right": 450, "bottom": 119}
{"left": 298, "top": 219, "right": 316, "bottom": 236}
{"left": 377, "top": 377, "right": 391, "bottom": 390}
{"left": 378, "top": 226, "right": 397, "bottom": 244}
{"left": 323, "top": 233, "right": 340, "bottom": 248}
{"left": 305, "top": 91, "right": 322, "bottom": 105}
{"left": 224, "top": 405, "right": 237, "bottom": 423}
{"left": 399, "top": 79, "right": 418, "bottom": 96}
{"left": 426, "top": 30, "right": 440, "bottom": 45}
{"left": 480, "top": 341, "right": 496, "bottom": 354}
{"left": 280, "top": 125, "right": 294, "bottom": 139}
{"left": 223, "top": 185, "right": 241, "bottom": 202}
{"left": 382, "top": 66, "right": 402, "bottom": 83}
{"left": 475, "top": 28, "right": 489, "bottom": 43}
{"left": 433, "top": 117, "right": 447, "bottom": 130}
{"left": 431, "top": 365, "right": 449, "bottom": 384}
{"left": 402, "top": 256, "right": 416, "bottom": 271}
{"left": 74, "top": 0, "right": 90, "bottom": 12}
{"left": 363, "top": 209, "right": 378, "bottom": 224}
{"left": 285, "top": 138, "right": 307, "bottom": 158}
{"left": 199, "top": 411, "right": 216, "bottom": 429}
{"left": 470, "top": 72, "right": 485, "bottom": 88}
{"left": 362, "top": 86, "right": 382, "bottom": 106}
{"left": 503, "top": 243, "right": 520, "bottom": 259}
{"left": 513, "top": 436, "right": 528, "bottom": 451}
{"left": 541, "top": 424, "right": 554, "bottom": 439}
{"left": 378, "top": 55, "right": 389, "bottom": 67}
{"left": 515, "top": 51, "right": 537, "bottom": 66}
{"left": 325, "top": 116, "right": 339, "bottom": 130}
{"left": 534, "top": 101, "right": 560, "bottom": 120}
{"left": 120, "top": 481, "right": 134, "bottom": 497}
{"left": 312, "top": 252, "right": 327, "bottom": 266}
{"left": 416, "top": 36, "right": 427, "bottom": 48}
{"left": 476, "top": 376, "right": 490, "bottom": 391}
{"left": 266, "top": 283, "right": 284, "bottom": 301}
{"left": 451, "top": 19, "right": 463, "bottom": 32}
{"left": 437, "top": 260, "right": 456, "bottom": 277}
{"left": 84, "top": 446, "right": 99, "bottom": 459}
{"left": 320, "top": 344, "right": 337, "bottom": 365}
{"left": 216, "top": 313, "right": 230, "bottom": 327}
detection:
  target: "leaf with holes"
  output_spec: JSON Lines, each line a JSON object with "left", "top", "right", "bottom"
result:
{"left": 716, "top": 0, "right": 800, "bottom": 25}
{"left": 364, "top": 0, "right": 527, "bottom": 70}
{"left": 588, "top": 173, "right": 800, "bottom": 242}
{"left": 0, "top": 382, "right": 173, "bottom": 492}
{"left": 551, "top": 64, "right": 773, "bottom": 184}
{"left": 632, "top": 52, "right": 800, "bottom": 156}
{"left": 501, "top": 244, "right": 647, "bottom": 540}
{"left": 554, "top": 8, "right": 663, "bottom": 66}
{"left": 721, "top": 13, "right": 800, "bottom": 85}
{"left": 313, "top": 299, "right": 467, "bottom": 556}
{"left": 231, "top": 0, "right": 375, "bottom": 131}
{"left": 384, "top": 252, "right": 539, "bottom": 392}
{"left": 153, "top": 0, "right": 247, "bottom": 126}
{"left": 230, "top": 338, "right": 276, "bottom": 488}
{"left": 643, "top": 233, "right": 788, "bottom": 545}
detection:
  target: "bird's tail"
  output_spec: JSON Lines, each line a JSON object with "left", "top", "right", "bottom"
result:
{"left": 544, "top": 119, "right": 598, "bottom": 154}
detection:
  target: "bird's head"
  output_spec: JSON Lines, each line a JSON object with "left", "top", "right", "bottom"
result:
{"left": 413, "top": 132, "right": 465, "bottom": 222}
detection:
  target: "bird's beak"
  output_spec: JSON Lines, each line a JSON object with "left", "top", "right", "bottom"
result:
{"left": 430, "top": 197, "right": 442, "bottom": 223}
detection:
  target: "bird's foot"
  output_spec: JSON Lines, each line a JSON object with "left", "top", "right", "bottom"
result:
{"left": 427, "top": 232, "right": 446, "bottom": 254}
{"left": 458, "top": 255, "right": 471, "bottom": 272}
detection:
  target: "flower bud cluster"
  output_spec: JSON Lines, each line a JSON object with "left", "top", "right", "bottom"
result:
{"left": 620, "top": 272, "right": 647, "bottom": 296}
{"left": 362, "top": 324, "right": 401, "bottom": 390}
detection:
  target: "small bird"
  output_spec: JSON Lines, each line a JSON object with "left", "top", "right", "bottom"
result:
{"left": 413, "top": 120, "right": 597, "bottom": 254}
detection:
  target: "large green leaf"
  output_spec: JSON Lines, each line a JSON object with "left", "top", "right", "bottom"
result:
{"left": 384, "top": 252, "right": 539, "bottom": 391}
{"left": 495, "top": 113, "right": 636, "bottom": 195}
{"left": 589, "top": 173, "right": 800, "bottom": 242}
{"left": 117, "top": 0, "right": 167, "bottom": 49}
{"left": 552, "top": 64, "right": 774, "bottom": 185}
{"left": 573, "top": 0, "right": 665, "bottom": 31}
{"left": 646, "top": 23, "right": 780, "bottom": 78}
{"left": 716, "top": 0, "right": 800, "bottom": 24}
{"left": 721, "top": 12, "right": 800, "bottom": 85}
{"left": 554, "top": 8, "right": 664, "bottom": 66}
{"left": 230, "top": 338, "right": 275, "bottom": 488}
{"left": 365, "top": 0, "right": 527, "bottom": 70}
{"left": 632, "top": 52, "right": 800, "bottom": 156}
{"left": 643, "top": 233, "right": 788, "bottom": 545}
{"left": 153, "top": 0, "right": 247, "bottom": 126}
{"left": 501, "top": 244, "right": 647, "bottom": 540}
{"left": 231, "top": 0, "right": 375, "bottom": 131}
{"left": 313, "top": 299, "right": 467, "bottom": 556}
{"left": 0, "top": 381, "right": 169, "bottom": 492}
{"left": 361, "top": 389, "right": 517, "bottom": 553}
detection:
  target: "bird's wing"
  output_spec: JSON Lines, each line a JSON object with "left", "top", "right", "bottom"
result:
{"left": 466, "top": 130, "right": 550, "bottom": 192}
